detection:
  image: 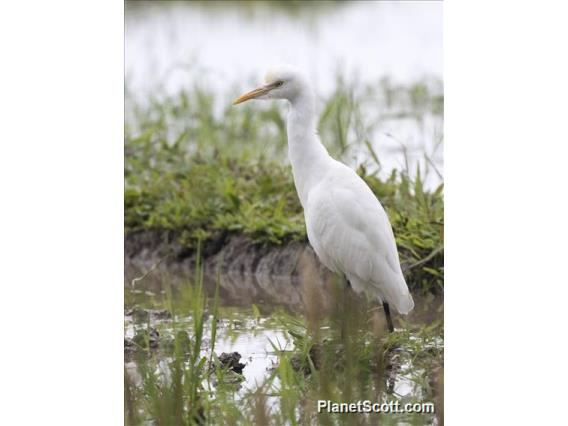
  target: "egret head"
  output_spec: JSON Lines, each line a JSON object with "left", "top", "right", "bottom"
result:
{"left": 233, "top": 65, "right": 310, "bottom": 105}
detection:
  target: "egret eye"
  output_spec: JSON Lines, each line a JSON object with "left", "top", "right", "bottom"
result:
{"left": 275, "top": 81, "right": 284, "bottom": 87}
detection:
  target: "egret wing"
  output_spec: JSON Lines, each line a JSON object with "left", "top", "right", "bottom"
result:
{"left": 305, "top": 164, "right": 413, "bottom": 313}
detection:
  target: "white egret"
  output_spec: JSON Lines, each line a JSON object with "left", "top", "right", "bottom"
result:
{"left": 234, "top": 66, "right": 414, "bottom": 331}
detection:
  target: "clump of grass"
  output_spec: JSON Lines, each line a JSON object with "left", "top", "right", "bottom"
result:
{"left": 125, "top": 259, "right": 214, "bottom": 425}
{"left": 267, "top": 280, "right": 443, "bottom": 425}
{"left": 125, "top": 155, "right": 305, "bottom": 245}
{"left": 362, "top": 169, "right": 444, "bottom": 293}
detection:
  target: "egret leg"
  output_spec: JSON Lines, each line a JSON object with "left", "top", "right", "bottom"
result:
{"left": 383, "top": 302, "right": 394, "bottom": 333}
{"left": 340, "top": 278, "right": 351, "bottom": 342}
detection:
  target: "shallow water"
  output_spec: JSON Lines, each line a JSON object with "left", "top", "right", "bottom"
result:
{"left": 125, "top": 1, "right": 442, "bottom": 96}
{"left": 125, "top": 1, "right": 444, "bottom": 190}
{"left": 125, "top": 311, "right": 287, "bottom": 400}
{"left": 125, "top": 268, "right": 443, "bottom": 423}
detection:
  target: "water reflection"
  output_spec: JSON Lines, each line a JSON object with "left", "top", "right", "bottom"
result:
{"left": 125, "top": 257, "right": 442, "bottom": 325}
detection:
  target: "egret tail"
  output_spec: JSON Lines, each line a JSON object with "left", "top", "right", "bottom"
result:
{"left": 392, "top": 291, "right": 414, "bottom": 315}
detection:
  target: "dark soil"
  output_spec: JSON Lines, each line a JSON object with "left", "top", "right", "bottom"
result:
{"left": 218, "top": 352, "right": 246, "bottom": 374}
{"left": 125, "top": 230, "right": 330, "bottom": 283}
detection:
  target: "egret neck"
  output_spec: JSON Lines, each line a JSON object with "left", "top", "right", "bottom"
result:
{"left": 287, "top": 91, "right": 331, "bottom": 207}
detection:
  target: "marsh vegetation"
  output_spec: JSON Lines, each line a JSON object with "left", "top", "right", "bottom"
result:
{"left": 124, "top": 74, "right": 443, "bottom": 424}
{"left": 125, "top": 2, "right": 443, "bottom": 424}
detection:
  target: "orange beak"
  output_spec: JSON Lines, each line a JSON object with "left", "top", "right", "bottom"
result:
{"left": 233, "top": 85, "right": 271, "bottom": 105}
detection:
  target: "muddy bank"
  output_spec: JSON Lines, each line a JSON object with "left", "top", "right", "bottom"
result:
{"left": 125, "top": 230, "right": 330, "bottom": 283}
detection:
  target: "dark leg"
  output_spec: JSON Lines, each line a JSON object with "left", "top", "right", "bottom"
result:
{"left": 383, "top": 302, "right": 394, "bottom": 333}
{"left": 341, "top": 277, "right": 351, "bottom": 342}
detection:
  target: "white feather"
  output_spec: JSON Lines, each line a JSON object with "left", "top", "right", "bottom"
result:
{"left": 305, "top": 160, "right": 414, "bottom": 314}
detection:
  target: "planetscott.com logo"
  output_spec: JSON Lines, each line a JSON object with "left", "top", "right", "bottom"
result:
{"left": 317, "top": 400, "right": 435, "bottom": 414}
